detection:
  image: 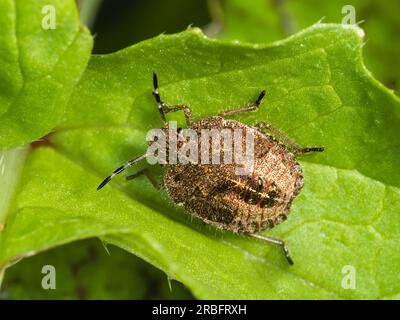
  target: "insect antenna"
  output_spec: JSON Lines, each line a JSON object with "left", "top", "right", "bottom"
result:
{"left": 152, "top": 71, "right": 166, "bottom": 122}
{"left": 97, "top": 154, "right": 147, "bottom": 190}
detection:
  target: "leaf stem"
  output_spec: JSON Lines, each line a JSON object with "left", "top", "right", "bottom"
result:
{"left": 0, "top": 147, "right": 28, "bottom": 289}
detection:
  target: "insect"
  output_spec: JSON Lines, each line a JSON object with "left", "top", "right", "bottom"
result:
{"left": 97, "top": 72, "right": 324, "bottom": 265}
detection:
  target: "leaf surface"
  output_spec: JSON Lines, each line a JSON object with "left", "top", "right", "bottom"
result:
{"left": 1, "top": 24, "right": 400, "bottom": 299}
{"left": 0, "top": 0, "right": 93, "bottom": 148}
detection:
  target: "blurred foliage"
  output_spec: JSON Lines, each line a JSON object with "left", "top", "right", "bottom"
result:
{"left": 218, "top": 0, "right": 400, "bottom": 94}
{"left": 91, "top": 0, "right": 211, "bottom": 53}
{"left": 1, "top": 239, "right": 192, "bottom": 299}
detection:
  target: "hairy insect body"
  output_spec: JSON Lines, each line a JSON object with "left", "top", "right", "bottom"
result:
{"left": 163, "top": 117, "right": 303, "bottom": 233}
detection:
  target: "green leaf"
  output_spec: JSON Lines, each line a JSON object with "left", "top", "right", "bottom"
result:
{"left": 1, "top": 24, "right": 400, "bottom": 299}
{"left": 219, "top": 0, "right": 400, "bottom": 95}
{"left": 1, "top": 238, "right": 192, "bottom": 299}
{"left": 0, "top": 0, "right": 93, "bottom": 149}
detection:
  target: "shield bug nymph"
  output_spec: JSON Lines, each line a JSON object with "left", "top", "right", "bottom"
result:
{"left": 97, "top": 72, "right": 324, "bottom": 265}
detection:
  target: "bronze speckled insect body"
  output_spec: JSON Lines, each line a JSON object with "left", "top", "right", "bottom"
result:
{"left": 98, "top": 72, "right": 324, "bottom": 265}
{"left": 164, "top": 116, "right": 304, "bottom": 234}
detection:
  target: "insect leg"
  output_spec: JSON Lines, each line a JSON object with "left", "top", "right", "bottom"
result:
{"left": 296, "top": 147, "right": 325, "bottom": 154}
{"left": 254, "top": 122, "right": 324, "bottom": 155}
{"left": 97, "top": 154, "right": 147, "bottom": 190}
{"left": 152, "top": 72, "right": 193, "bottom": 126}
{"left": 248, "top": 233, "right": 294, "bottom": 265}
{"left": 126, "top": 168, "right": 159, "bottom": 189}
{"left": 218, "top": 90, "right": 266, "bottom": 117}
